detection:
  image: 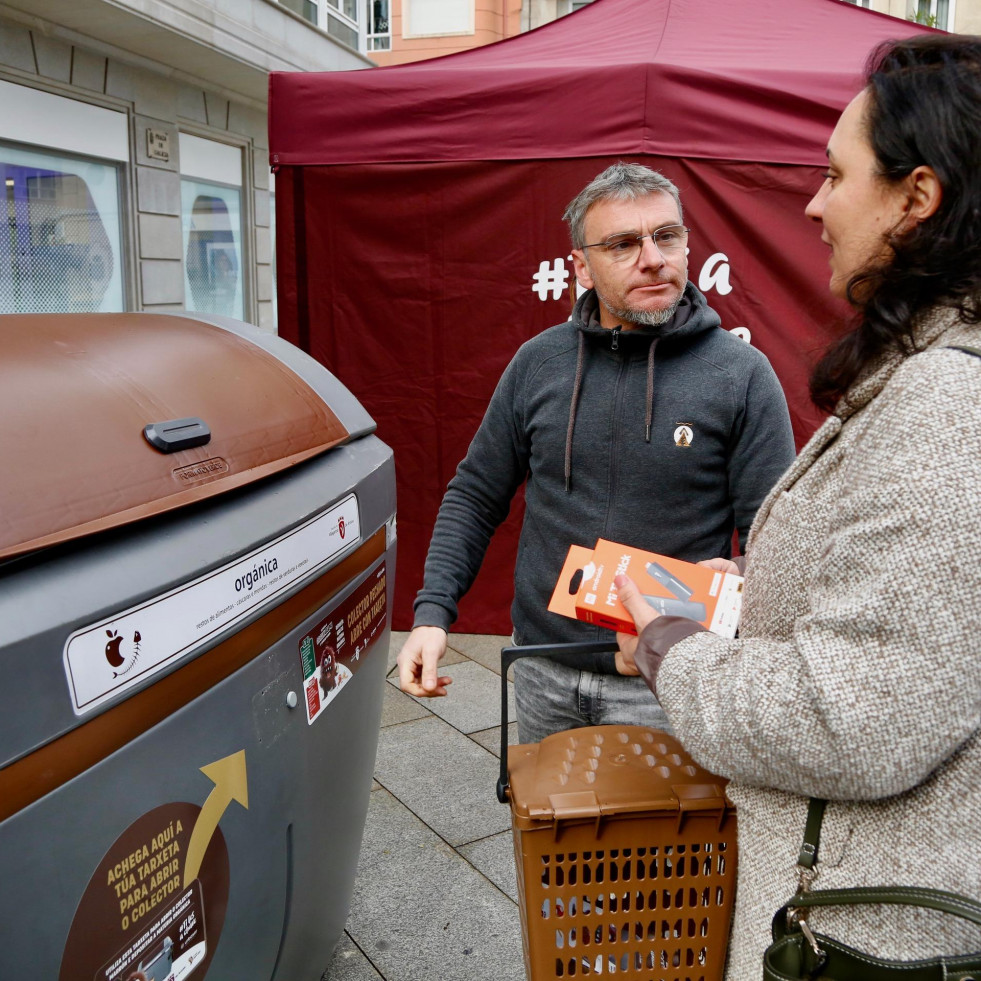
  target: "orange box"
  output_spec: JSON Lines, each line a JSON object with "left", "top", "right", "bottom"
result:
{"left": 546, "top": 544, "right": 595, "bottom": 622}
{"left": 548, "top": 538, "right": 743, "bottom": 637}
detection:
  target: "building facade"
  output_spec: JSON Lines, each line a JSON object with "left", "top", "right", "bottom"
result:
{"left": 0, "top": 0, "right": 369, "bottom": 330}
{"left": 373, "top": 0, "right": 981, "bottom": 67}
{"left": 366, "top": 0, "right": 522, "bottom": 66}
{"left": 845, "top": 0, "right": 981, "bottom": 32}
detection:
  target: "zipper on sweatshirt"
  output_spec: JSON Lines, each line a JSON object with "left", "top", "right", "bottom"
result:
{"left": 610, "top": 325, "right": 621, "bottom": 351}
{"left": 604, "top": 347, "right": 630, "bottom": 539}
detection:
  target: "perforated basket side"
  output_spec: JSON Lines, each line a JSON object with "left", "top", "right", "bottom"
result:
{"left": 513, "top": 813, "right": 736, "bottom": 980}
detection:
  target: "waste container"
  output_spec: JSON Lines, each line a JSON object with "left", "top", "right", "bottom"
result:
{"left": 0, "top": 312, "right": 396, "bottom": 980}
{"left": 497, "top": 645, "right": 737, "bottom": 981}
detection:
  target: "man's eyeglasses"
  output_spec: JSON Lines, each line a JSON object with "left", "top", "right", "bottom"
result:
{"left": 582, "top": 225, "right": 690, "bottom": 263}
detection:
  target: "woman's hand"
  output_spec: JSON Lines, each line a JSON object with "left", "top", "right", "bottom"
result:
{"left": 697, "top": 557, "right": 741, "bottom": 575}
{"left": 613, "top": 573, "right": 659, "bottom": 676}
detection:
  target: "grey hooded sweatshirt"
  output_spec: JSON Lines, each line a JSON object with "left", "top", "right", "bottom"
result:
{"left": 413, "top": 285, "right": 795, "bottom": 671}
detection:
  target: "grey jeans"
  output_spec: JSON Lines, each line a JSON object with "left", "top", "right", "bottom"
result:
{"left": 512, "top": 654, "right": 673, "bottom": 744}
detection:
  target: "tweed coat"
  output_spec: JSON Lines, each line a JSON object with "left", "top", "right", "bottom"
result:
{"left": 656, "top": 307, "right": 981, "bottom": 977}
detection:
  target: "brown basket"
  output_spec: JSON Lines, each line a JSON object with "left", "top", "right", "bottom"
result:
{"left": 497, "top": 646, "right": 736, "bottom": 981}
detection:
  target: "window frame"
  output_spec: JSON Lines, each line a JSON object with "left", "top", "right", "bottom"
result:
{"left": 367, "top": 0, "right": 392, "bottom": 51}
{"left": 0, "top": 79, "right": 134, "bottom": 313}
{"left": 401, "top": 0, "right": 475, "bottom": 39}
{"left": 178, "top": 129, "right": 253, "bottom": 325}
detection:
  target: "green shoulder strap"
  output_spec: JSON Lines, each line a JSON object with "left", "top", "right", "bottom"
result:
{"left": 778, "top": 797, "right": 981, "bottom": 937}
{"left": 797, "top": 797, "right": 827, "bottom": 873}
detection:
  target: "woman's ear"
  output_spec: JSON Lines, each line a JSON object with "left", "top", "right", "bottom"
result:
{"left": 906, "top": 164, "right": 942, "bottom": 223}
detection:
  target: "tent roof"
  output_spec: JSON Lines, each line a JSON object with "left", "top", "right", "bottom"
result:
{"left": 269, "top": 0, "right": 931, "bottom": 168}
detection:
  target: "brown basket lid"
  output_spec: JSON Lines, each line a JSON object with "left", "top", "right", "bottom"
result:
{"left": 508, "top": 726, "right": 730, "bottom": 824}
{"left": 0, "top": 313, "right": 352, "bottom": 559}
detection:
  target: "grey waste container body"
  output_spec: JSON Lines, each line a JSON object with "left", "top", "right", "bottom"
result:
{"left": 0, "top": 312, "right": 396, "bottom": 981}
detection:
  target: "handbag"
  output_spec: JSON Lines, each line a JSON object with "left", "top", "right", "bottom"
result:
{"left": 762, "top": 798, "right": 981, "bottom": 981}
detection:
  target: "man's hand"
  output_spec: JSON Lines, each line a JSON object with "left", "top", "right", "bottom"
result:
{"left": 397, "top": 626, "right": 454, "bottom": 697}
{"left": 613, "top": 573, "right": 659, "bottom": 676}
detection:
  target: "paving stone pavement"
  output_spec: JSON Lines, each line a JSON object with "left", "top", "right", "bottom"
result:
{"left": 323, "top": 631, "right": 525, "bottom": 981}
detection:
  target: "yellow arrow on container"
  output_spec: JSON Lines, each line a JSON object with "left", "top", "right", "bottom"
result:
{"left": 183, "top": 750, "right": 249, "bottom": 887}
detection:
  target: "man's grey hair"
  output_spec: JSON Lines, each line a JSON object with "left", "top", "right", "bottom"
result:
{"left": 563, "top": 162, "right": 683, "bottom": 248}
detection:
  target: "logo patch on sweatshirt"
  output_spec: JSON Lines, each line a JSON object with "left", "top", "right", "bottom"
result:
{"left": 674, "top": 424, "right": 694, "bottom": 448}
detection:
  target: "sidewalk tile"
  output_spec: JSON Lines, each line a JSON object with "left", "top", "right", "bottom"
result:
{"left": 374, "top": 715, "right": 511, "bottom": 846}
{"left": 458, "top": 830, "right": 519, "bottom": 903}
{"left": 445, "top": 633, "right": 512, "bottom": 675}
{"left": 386, "top": 631, "right": 407, "bottom": 674}
{"left": 469, "top": 722, "right": 519, "bottom": 759}
{"left": 323, "top": 933, "right": 383, "bottom": 980}
{"left": 380, "top": 681, "right": 430, "bottom": 728}
{"left": 345, "top": 788, "right": 524, "bottom": 981}
{"left": 441, "top": 647, "right": 470, "bottom": 667}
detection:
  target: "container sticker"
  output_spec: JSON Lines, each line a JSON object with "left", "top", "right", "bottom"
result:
{"left": 64, "top": 495, "right": 361, "bottom": 716}
{"left": 97, "top": 881, "right": 206, "bottom": 981}
{"left": 59, "top": 797, "right": 232, "bottom": 981}
{"left": 300, "top": 562, "right": 387, "bottom": 725}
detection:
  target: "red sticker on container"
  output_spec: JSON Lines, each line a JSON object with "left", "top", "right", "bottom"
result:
{"left": 299, "top": 562, "right": 387, "bottom": 725}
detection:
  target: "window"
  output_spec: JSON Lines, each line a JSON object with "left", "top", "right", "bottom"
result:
{"left": 1, "top": 148, "right": 124, "bottom": 314}
{"left": 179, "top": 134, "right": 244, "bottom": 321}
{"left": 274, "top": 0, "right": 360, "bottom": 50}
{"left": 279, "top": 0, "right": 318, "bottom": 21}
{"left": 329, "top": 0, "right": 358, "bottom": 25}
{"left": 0, "top": 81, "right": 129, "bottom": 313}
{"left": 405, "top": 0, "right": 473, "bottom": 36}
{"left": 843, "top": 0, "right": 871, "bottom": 7}
{"left": 910, "top": 0, "right": 950, "bottom": 27}
{"left": 0, "top": 81, "right": 127, "bottom": 315}
{"left": 555, "top": 0, "right": 594, "bottom": 17}
{"left": 181, "top": 185, "right": 242, "bottom": 319}
{"left": 367, "top": 0, "right": 391, "bottom": 50}
{"left": 324, "top": 10, "right": 359, "bottom": 49}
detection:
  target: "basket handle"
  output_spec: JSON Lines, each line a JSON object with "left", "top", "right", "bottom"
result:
{"left": 496, "top": 641, "right": 619, "bottom": 803}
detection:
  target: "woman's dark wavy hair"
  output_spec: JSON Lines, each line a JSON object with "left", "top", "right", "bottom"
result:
{"left": 810, "top": 34, "right": 981, "bottom": 412}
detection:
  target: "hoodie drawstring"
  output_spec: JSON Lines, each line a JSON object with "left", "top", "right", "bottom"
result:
{"left": 564, "top": 330, "right": 586, "bottom": 491}
{"left": 645, "top": 339, "right": 658, "bottom": 443}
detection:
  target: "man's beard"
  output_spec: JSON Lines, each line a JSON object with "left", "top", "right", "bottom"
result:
{"left": 603, "top": 293, "right": 684, "bottom": 331}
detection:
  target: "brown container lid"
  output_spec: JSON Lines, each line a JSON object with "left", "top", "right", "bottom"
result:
{"left": 0, "top": 313, "right": 352, "bottom": 560}
{"left": 508, "top": 726, "right": 731, "bottom": 827}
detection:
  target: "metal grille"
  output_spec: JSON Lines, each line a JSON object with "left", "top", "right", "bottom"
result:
{"left": 2, "top": 170, "right": 115, "bottom": 314}
{"left": 184, "top": 193, "right": 240, "bottom": 318}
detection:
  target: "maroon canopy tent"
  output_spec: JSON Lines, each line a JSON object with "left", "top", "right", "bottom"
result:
{"left": 269, "top": 0, "right": 930, "bottom": 633}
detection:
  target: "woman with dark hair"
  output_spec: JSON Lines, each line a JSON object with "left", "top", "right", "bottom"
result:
{"left": 614, "top": 34, "right": 981, "bottom": 976}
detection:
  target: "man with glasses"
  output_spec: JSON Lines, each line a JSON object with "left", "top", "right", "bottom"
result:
{"left": 398, "top": 162, "right": 794, "bottom": 742}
